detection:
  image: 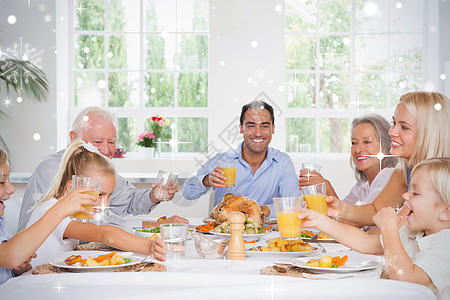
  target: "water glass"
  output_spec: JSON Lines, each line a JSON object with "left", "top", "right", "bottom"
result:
{"left": 273, "top": 196, "right": 304, "bottom": 240}
{"left": 218, "top": 159, "right": 237, "bottom": 186}
{"left": 160, "top": 224, "right": 189, "bottom": 260}
{"left": 153, "top": 170, "right": 178, "bottom": 201}
{"left": 70, "top": 175, "right": 103, "bottom": 222}
{"left": 301, "top": 182, "right": 327, "bottom": 214}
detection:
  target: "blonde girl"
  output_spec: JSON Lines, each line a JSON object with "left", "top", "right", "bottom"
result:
{"left": 0, "top": 147, "right": 96, "bottom": 284}
{"left": 298, "top": 157, "right": 450, "bottom": 299}
{"left": 27, "top": 141, "right": 166, "bottom": 267}
{"left": 328, "top": 91, "right": 450, "bottom": 226}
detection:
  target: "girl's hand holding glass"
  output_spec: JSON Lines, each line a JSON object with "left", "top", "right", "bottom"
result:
{"left": 149, "top": 238, "right": 167, "bottom": 262}
{"left": 59, "top": 186, "right": 98, "bottom": 219}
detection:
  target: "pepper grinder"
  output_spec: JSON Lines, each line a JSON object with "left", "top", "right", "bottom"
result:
{"left": 227, "top": 211, "right": 246, "bottom": 260}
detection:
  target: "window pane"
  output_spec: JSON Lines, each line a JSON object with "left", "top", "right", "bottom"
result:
{"left": 356, "top": 0, "right": 389, "bottom": 33}
{"left": 144, "top": 72, "right": 175, "bottom": 107}
{"left": 320, "top": 0, "right": 350, "bottom": 32}
{"left": 319, "top": 35, "right": 350, "bottom": 70}
{"left": 144, "top": 116, "right": 174, "bottom": 152}
{"left": 286, "top": 73, "right": 315, "bottom": 108}
{"left": 285, "top": 0, "right": 317, "bottom": 33}
{"left": 355, "top": 34, "right": 388, "bottom": 71}
{"left": 74, "top": 72, "right": 105, "bottom": 107}
{"left": 356, "top": 73, "right": 387, "bottom": 109}
{"left": 177, "top": 0, "right": 209, "bottom": 32}
{"left": 144, "top": 34, "right": 176, "bottom": 69}
{"left": 178, "top": 34, "right": 208, "bottom": 70}
{"left": 319, "top": 74, "right": 350, "bottom": 109}
{"left": 144, "top": 0, "right": 176, "bottom": 32}
{"left": 390, "top": 34, "right": 422, "bottom": 71}
{"left": 319, "top": 118, "right": 351, "bottom": 153}
{"left": 286, "top": 35, "right": 316, "bottom": 70}
{"left": 109, "top": 35, "right": 140, "bottom": 69}
{"left": 178, "top": 117, "right": 208, "bottom": 152}
{"left": 178, "top": 72, "right": 208, "bottom": 107}
{"left": 286, "top": 118, "right": 316, "bottom": 153}
{"left": 75, "top": 35, "right": 105, "bottom": 69}
{"left": 108, "top": 0, "right": 140, "bottom": 32}
{"left": 390, "top": 72, "right": 422, "bottom": 105}
{"left": 117, "top": 117, "right": 138, "bottom": 152}
{"left": 108, "top": 72, "right": 139, "bottom": 108}
{"left": 74, "top": 0, "right": 105, "bottom": 31}
{"left": 390, "top": 0, "right": 423, "bottom": 33}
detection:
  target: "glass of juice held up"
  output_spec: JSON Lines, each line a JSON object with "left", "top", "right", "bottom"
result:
{"left": 70, "top": 175, "right": 103, "bottom": 222}
{"left": 273, "top": 195, "right": 304, "bottom": 240}
{"left": 218, "top": 159, "right": 237, "bottom": 186}
{"left": 301, "top": 182, "right": 327, "bottom": 214}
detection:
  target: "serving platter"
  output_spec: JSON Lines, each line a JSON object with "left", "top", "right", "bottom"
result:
{"left": 209, "top": 230, "right": 271, "bottom": 241}
{"left": 246, "top": 247, "right": 320, "bottom": 258}
{"left": 50, "top": 251, "right": 146, "bottom": 272}
{"left": 290, "top": 256, "right": 380, "bottom": 273}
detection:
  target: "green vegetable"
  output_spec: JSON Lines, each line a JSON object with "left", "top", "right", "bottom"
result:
{"left": 137, "top": 227, "right": 160, "bottom": 233}
{"left": 331, "top": 263, "right": 339, "bottom": 268}
{"left": 124, "top": 258, "right": 132, "bottom": 264}
{"left": 301, "top": 233, "right": 311, "bottom": 238}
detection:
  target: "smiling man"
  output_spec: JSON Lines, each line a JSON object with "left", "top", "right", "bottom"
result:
{"left": 182, "top": 100, "right": 300, "bottom": 216}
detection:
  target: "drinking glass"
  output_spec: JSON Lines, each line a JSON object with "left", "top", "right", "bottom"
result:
{"left": 218, "top": 159, "right": 237, "bottom": 186}
{"left": 70, "top": 175, "right": 103, "bottom": 222}
{"left": 273, "top": 196, "right": 304, "bottom": 240}
{"left": 301, "top": 162, "right": 322, "bottom": 173}
{"left": 153, "top": 170, "right": 178, "bottom": 201}
{"left": 160, "top": 224, "right": 188, "bottom": 260}
{"left": 301, "top": 182, "right": 327, "bottom": 214}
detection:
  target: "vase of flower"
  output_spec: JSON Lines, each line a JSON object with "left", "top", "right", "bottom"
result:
{"left": 138, "top": 146, "right": 155, "bottom": 159}
{"left": 136, "top": 131, "right": 156, "bottom": 159}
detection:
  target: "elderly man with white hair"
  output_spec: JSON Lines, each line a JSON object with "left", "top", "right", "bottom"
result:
{"left": 18, "top": 106, "right": 186, "bottom": 232}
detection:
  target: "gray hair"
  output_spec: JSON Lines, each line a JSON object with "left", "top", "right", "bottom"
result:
{"left": 350, "top": 114, "right": 398, "bottom": 182}
{"left": 72, "top": 106, "right": 118, "bottom": 139}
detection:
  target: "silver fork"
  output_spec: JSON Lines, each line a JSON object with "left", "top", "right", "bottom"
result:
{"left": 135, "top": 254, "right": 152, "bottom": 272}
{"left": 311, "top": 234, "right": 326, "bottom": 253}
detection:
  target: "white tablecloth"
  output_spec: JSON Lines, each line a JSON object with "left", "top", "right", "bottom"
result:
{"left": 0, "top": 218, "right": 437, "bottom": 300}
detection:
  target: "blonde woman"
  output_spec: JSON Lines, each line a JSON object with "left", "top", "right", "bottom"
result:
{"left": 327, "top": 91, "right": 450, "bottom": 226}
{"left": 298, "top": 157, "right": 450, "bottom": 299}
{"left": 26, "top": 142, "right": 166, "bottom": 267}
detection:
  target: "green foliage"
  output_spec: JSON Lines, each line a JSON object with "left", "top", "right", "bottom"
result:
{"left": 286, "top": 118, "right": 316, "bottom": 153}
{"left": 178, "top": 117, "right": 207, "bottom": 152}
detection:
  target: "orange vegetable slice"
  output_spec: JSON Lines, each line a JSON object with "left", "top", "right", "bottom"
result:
{"left": 336, "top": 255, "right": 348, "bottom": 267}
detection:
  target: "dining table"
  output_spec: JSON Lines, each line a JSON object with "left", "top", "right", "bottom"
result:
{"left": 0, "top": 217, "right": 438, "bottom": 300}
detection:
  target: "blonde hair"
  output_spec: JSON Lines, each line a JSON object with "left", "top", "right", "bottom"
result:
{"left": 398, "top": 92, "right": 450, "bottom": 177}
{"left": 35, "top": 141, "right": 116, "bottom": 206}
{"left": 411, "top": 157, "right": 450, "bottom": 206}
{"left": 0, "top": 147, "right": 8, "bottom": 177}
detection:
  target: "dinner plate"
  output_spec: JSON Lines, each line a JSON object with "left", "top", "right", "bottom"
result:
{"left": 246, "top": 247, "right": 320, "bottom": 258}
{"left": 209, "top": 230, "right": 271, "bottom": 241}
{"left": 50, "top": 251, "right": 146, "bottom": 272}
{"left": 290, "top": 256, "right": 380, "bottom": 273}
{"left": 300, "top": 229, "right": 337, "bottom": 243}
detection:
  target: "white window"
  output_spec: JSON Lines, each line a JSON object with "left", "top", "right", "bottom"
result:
{"left": 67, "top": 0, "right": 209, "bottom": 154}
{"left": 284, "top": 0, "right": 435, "bottom": 155}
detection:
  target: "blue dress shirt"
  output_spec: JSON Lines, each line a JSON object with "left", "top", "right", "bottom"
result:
{"left": 182, "top": 143, "right": 301, "bottom": 217}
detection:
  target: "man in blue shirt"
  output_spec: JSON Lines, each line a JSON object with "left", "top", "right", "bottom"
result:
{"left": 182, "top": 100, "right": 300, "bottom": 217}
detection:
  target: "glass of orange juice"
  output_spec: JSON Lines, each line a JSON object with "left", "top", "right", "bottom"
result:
{"left": 218, "top": 159, "right": 237, "bottom": 187}
{"left": 273, "top": 196, "right": 304, "bottom": 240}
{"left": 301, "top": 182, "right": 327, "bottom": 214}
{"left": 70, "top": 175, "right": 103, "bottom": 222}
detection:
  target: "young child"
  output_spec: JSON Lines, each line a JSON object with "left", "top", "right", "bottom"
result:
{"left": 26, "top": 141, "right": 166, "bottom": 267}
{"left": 0, "top": 147, "right": 96, "bottom": 284}
{"left": 298, "top": 157, "right": 450, "bottom": 299}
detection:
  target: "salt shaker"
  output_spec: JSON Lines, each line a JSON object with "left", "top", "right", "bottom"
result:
{"left": 227, "top": 211, "right": 246, "bottom": 260}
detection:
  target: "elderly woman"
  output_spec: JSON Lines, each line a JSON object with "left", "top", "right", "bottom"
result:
{"left": 299, "top": 114, "right": 397, "bottom": 211}
{"left": 326, "top": 91, "right": 450, "bottom": 226}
